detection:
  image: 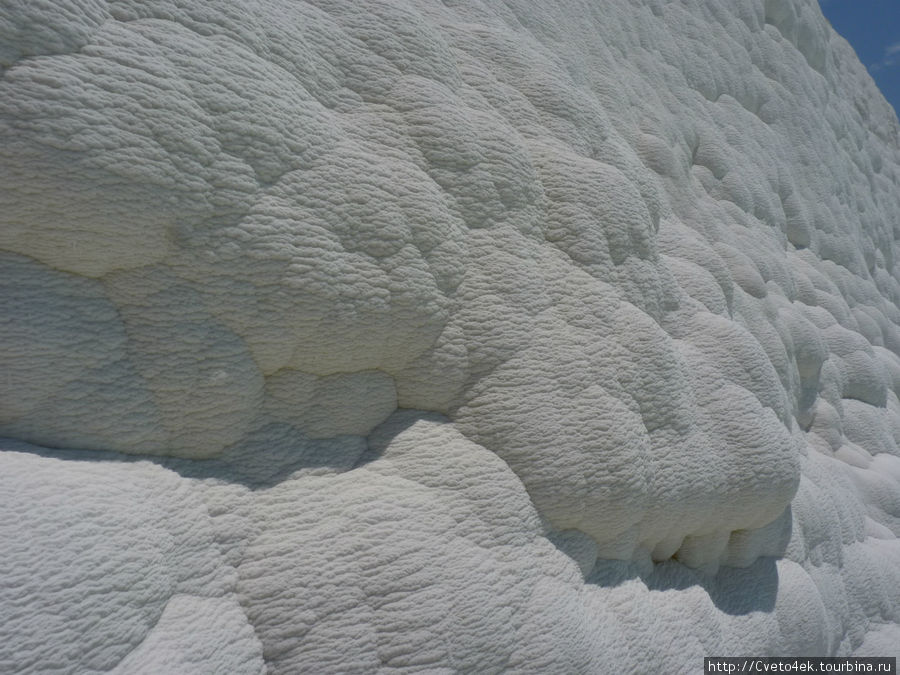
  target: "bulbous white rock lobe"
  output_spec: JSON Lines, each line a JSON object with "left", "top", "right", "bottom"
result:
{"left": 1, "top": 0, "right": 899, "bottom": 671}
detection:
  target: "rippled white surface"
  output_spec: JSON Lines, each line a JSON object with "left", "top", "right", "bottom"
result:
{"left": 1, "top": 0, "right": 899, "bottom": 671}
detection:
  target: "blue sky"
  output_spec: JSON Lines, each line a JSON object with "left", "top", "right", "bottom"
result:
{"left": 818, "top": 0, "right": 900, "bottom": 119}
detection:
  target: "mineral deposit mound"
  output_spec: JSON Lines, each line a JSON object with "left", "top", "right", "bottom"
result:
{"left": 1, "top": 0, "right": 899, "bottom": 672}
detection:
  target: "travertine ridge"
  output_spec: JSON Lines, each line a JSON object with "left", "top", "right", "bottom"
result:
{"left": 1, "top": 0, "right": 899, "bottom": 671}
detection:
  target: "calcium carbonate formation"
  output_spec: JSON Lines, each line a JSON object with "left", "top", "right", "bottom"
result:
{"left": 1, "top": 0, "right": 899, "bottom": 672}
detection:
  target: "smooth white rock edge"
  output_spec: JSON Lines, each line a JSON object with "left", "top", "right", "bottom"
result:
{"left": 1, "top": 0, "right": 899, "bottom": 671}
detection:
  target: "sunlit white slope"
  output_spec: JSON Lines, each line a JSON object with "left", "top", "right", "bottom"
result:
{"left": 1, "top": 0, "right": 899, "bottom": 671}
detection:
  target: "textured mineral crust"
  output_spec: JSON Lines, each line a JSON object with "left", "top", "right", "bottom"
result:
{"left": 1, "top": 0, "right": 899, "bottom": 672}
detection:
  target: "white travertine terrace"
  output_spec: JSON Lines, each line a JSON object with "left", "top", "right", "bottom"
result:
{"left": 1, "top": 0, "right": 899, "bottom": 671}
